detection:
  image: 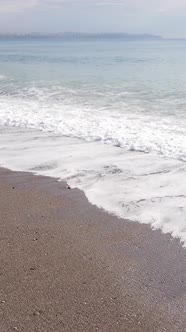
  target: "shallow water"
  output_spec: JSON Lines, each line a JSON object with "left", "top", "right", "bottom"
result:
{"left": 0, "top": 38, "right": 186, "bottom": 244}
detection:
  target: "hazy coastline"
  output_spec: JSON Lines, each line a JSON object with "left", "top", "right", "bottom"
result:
{"left": 0, "top": 32, "right": 163, "bottom": 40}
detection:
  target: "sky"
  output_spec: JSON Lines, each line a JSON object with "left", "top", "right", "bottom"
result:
{"left": 0, "top": 0, "right": 186, "bottom": 37}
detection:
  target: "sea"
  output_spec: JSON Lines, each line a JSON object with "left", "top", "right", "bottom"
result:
{"left": 0, "top": 37, "right": 186, "bottom": 244}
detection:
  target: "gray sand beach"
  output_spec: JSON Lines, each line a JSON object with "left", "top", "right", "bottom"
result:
{"left": 0, "top": 167, "right": 186, "bottom": 331}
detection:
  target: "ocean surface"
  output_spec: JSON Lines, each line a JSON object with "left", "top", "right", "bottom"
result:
{"left": 0, "top": 38, "right": 186, "bottom": 244}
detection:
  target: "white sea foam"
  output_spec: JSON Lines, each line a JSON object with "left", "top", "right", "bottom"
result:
{"left": 0, "top": 75, "right": 7, "bottom": 80}
{"left": 0, "top": 89, "right": 186, "bottom": 161}
{"left": 1, "top": 127, "right": 186, "bottom": 246}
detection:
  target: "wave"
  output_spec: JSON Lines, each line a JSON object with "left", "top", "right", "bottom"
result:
{"left": 1, "top": 127, "right": 186, "bottom": 246}
{"left": 0, "top": 88, "right": 186, "bottom": 162}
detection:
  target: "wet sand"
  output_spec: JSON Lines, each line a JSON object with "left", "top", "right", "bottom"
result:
{"left": 0, "top": 167, "right": 186, "bottom": 332}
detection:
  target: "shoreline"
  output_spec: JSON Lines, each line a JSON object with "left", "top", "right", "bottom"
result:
{"left": 0, "top": 167, "right": 186, "bottom": 331}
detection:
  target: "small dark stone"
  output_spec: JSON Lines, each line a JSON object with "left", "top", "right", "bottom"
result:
{"left": 30, "top": 267, "right": 36, "bottom": 271}
{"left": 12, "top": 186, "right": 15, "bottom": 189}
{"left": 33, "top": 310, "right": 43, "bottom": 316}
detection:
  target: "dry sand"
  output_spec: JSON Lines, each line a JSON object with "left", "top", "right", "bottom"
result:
{"left": 0, "top": 167, "right": 186, "bottom": 332}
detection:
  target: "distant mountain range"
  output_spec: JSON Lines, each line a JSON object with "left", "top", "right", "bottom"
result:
{"left": 0, "top": 32, "right": 163, "bottom": 40}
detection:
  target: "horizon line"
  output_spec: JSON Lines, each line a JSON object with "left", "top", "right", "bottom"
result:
{"left": 0, "top": 32, "right": 186, "bottom": 40}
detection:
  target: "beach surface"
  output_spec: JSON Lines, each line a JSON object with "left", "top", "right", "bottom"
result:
{"left": 0, "top": 167, "right": 186, "bottom": 332}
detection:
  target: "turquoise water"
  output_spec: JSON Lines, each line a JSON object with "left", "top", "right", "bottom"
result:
{"left": 0, "top": 39, "right": 186, "bottom": 158}
{"left": 1, "top": 38, "right": 186, "bottom": 243}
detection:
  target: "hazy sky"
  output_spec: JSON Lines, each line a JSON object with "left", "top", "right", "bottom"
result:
{"left": 0, "top": 0, "right": 186, "bottom": 37}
